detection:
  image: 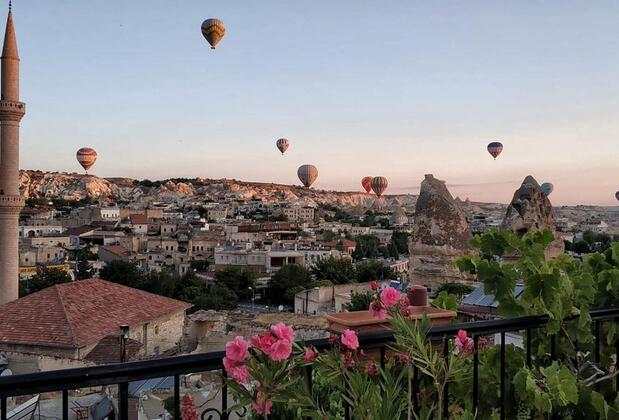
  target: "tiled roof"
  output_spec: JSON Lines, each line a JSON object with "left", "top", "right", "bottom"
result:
{"left": 64, "top": 225, "right": 96, "bottom": 236}
{"left": 83, "top": 335, "right": 142, "bottom": 364}
{"left": 100, "top": 245, "right": 131, "bottom": 257}
{"left": 0, "top": 279, "right": 191, "bottom": 349}
{"left": 129, "top": 214, "right": 148, "bottom": 225}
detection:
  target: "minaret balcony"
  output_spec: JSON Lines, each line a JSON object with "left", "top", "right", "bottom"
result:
{"left": 0, "top": 100, "right": 24, "bottom": 121}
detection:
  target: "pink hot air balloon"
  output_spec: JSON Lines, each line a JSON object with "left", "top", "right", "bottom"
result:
{"left": 297, "top": 164, "right": 318, "bottom": 188}
{"left": 487, "top": 141, "right": 503, "bottom": 160}
{"left": 76, "top": 147, "right": 97, "bottom": 174}
{"left": 276, "top": 138, "right": 289, "bottom": 155}
{"left": 361, "top": 176, "right": 372, "bottom": 193}
{"left": 371, "top": 176, "right": 388, "bottom": 197}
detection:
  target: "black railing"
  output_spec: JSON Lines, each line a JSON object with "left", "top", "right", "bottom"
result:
{"left": 0, "top": 307, "right": 618, "bottom": 420}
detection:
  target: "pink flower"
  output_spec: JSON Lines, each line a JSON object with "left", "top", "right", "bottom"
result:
{"left": 268, "top": 339, "right": 293, "bottom": 361}
{"left": 225, "top": 336, "right": 250, "bottom": 363}
{"left": 251, "top": 332, "right": 276, "bottom": 354}
{"left": 380, "top": 287, "right": 401, "bottom": 308}
{"left": 271, "top": 322, "right": 294, "bottom": 342}
{"left": 341, "top": 329, "right": 359, "bottom": 350}
{"left": 252, "top": 391, "right": 272, "bottom": 416}
{"left": 454, "top": 330, "right": 475, "bottom": 355}
{"left": 369, "top": 301, "right": 388, "bottom": 320}
{"left": 304, "top": 347, "right": 318, "bottom": 362}
{"left": 223, "top": 357, "right": 249, "bottom": 384}
{"left": 364, "top": 359, "right": 378, "bottom": 375}
{"left": 370, "top": 281, "right": 379, "bottom": 291}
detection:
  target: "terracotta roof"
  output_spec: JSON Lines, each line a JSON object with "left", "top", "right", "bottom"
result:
{"left": 100, "top": 245, "right": 131, "bottom": 257}
{"left": 129, "top": 214, "right": 148, "bottom": 225}
{"left": 83, "top": 335, "right": 142, "bottom": 364}
{"left": 0, "top": 279, "right": 191, "bottom": 349}
{"left": 64, "top": 225, "right": 96, "bottom": 236}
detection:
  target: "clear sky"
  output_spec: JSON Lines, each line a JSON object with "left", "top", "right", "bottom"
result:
{"left": 12, "top": 1, "right": 619, "bottom": 205}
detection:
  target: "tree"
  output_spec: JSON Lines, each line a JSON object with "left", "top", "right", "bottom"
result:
{"left": 214, "top": 266, "right": 257, "bottom": 300}
{"left": 21, "top": 266, "right": 72, "bottom": 296}
{"left": 355, "top": 260, "right": 394, "bottom": 283}
{"left": 352, "top": 235, "right": 382, "bottom": 260}
{"left": 99, "top": 260, "right": 145, "bottom": 289}
{"left": 312, "top": 256, "right": 356, "bottom": 285}
{"left": 435, "top": 282, "right": 474, "bottom": 300}
{"left": 268, "top": 264, "right": 313, "bottom": 304}
{"left": 192, "top": 284, "right": 237, "bottom": 311}
{"left": 391, "top": 231, "right": 410, "bottom": 255}
{"left": 359, "top": 211, "right": 376, "bottom": 227}
{"left": 345, "top": 290, "right": 374, "bottom": 311}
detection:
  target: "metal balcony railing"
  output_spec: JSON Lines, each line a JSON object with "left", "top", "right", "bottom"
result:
{"left": 0, "top": 307, "right": 617, "bottom": 420}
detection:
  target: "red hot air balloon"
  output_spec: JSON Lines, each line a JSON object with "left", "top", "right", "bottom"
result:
{"left": 297, "top": 164, "right": 318, "bottom": 188}
{"left": 76, "top": 148, "right": 97, "bottom": 174}
{"left": 201, "top": 19, "right": 225, "bottom": 49}
{"left": 371, "top": 176, "right": 388, "bottom": 197}
{"left": 487, "top": 142, "right": 503, "bottom": 159}
{"left": 276, "top": 138, "right": 289, "bottom": 155}
{"left": 361, "top": 176, "right": 372, "bottom": 193}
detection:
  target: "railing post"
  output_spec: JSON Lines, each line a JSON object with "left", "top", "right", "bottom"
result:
{"left": 174, "top": 374, "right": 180, "bottom": 420}
{"left": 62, "top": 389, "right": 69, "bottom": 420}
{"left": 1, "top": 396, "right": 6, "bottom": 420}
{"left": 380, "top": 345, "right": 386, "bottom": 370}
{"left": 119, "top": 382, "right": 129, "bottom": 420}
{"left": 500, "top": 332, "right": 505, "bottom": 420}
{"left": 473, "top": 335, "right": 479, "bottom": 414}
{"left": 222, "top": 370, "right": 229, "bottom": 420}
{"left": 344, "top": 376, "right": 350, "bottom": 420}
{"left": 412, "top": 365, "right": 418, "bottom": 413}
{"left": 594, "top": 321, "right": 600, "bottom": 365}
{"left": 443, "top": 337, "right": 449, "bottom": 417}
{"left": 306, "top": 365, "right": 313, "bottom": 391}
{"left": 526, "top": 328, "right": 532, "bottom": 368}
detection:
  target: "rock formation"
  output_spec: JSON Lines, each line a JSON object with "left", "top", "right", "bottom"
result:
{"left": 409, "top": 174, "right": 474, "bottom": 290}
{"left": 501, "top": 175, "right": 564, "bottom": 258}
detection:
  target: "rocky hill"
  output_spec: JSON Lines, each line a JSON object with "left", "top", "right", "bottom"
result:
{"left": 18, "top": 170, "right": 418, "bottom": 211}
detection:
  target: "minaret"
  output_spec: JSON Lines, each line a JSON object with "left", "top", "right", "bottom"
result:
{"left": 0, "top": 2, "right": 25, "bottom": 305}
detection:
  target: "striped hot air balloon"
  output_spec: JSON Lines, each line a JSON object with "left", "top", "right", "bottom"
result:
{"left": 201, "top": 19, "right": 225, "bottom": 49}
{"left": 487, "top": 142, "right": 503, "bottom": 159}
{"left": 361, "top": 176, "right": 372, "bottom": 193}
{"left": 297, "top": 165, "right": 318, "bottom": 188}
{"left": 76, "top": 148, "right": 97, "bottom": 173}
{"left": 276, "top": 138, "right": 289, "bottom": 155}
{"left": 541, "top": 182, "right": 554, "bottom": 196}
{"left": 371, "top": 176, "right": 388, "bottom": 197}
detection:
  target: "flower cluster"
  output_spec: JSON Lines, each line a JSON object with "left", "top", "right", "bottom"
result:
{"left": 222, "top": 336, "right": 250, "bottom": 384}
{"left": 368, "top": 284, "right": 411, "bottom": 320}
{"left": 453, "top": 330, "right": 487, "bottom": 355}
{"left": 251, "top": 322, "right": 295, "bottom": 361}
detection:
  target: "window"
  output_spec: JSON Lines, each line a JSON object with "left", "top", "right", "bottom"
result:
{"left": 154, "top": 325, "right": 159, "bottom": 335}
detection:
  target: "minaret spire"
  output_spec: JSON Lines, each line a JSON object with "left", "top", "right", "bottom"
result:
{"left": 0, "top": 1, "right": 25, "bottom": 305}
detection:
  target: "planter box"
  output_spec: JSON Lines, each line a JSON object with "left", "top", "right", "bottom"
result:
{"left": 325, "top": 306, "right": 457, "bottom": 335}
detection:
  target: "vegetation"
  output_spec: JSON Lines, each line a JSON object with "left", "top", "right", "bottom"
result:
{"left": 311, "top": 256, "right": 356, "bottom": 285}
{"left": 267, "top": 264, "right": 314, "bottom": 304}
{"left": 345, "top": 290, "right": 374, "bottom": 311}
{"left": 213, "top": 266, "right": 257, "bottom": 300}
{"left": 434, "top": 282, "right": 474, "bottom": 300}
{"left": 564, "top": 231, "right": 618, "bottom": 254}
{"left": 353, "top": 234, "right": 398, "bottom": 260}
{"left": 20, "top": 266, "right": 72, "bottom": 297}
{"left": 355, "top": 260, "right": 394, "bottom": 283}
{"left": 390, "top": 231, "right": 410, "bottom": 255}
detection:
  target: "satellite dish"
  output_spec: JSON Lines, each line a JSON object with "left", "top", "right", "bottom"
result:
{"left": 278, "top": 305, "right": 284, "bottom": 312}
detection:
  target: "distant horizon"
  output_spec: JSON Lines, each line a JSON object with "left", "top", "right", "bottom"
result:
{"left": 12, "top": 1, "right": 619, "bottom": 206}
{"left": 21, "top": 168, "right": 619, "bottom": 208}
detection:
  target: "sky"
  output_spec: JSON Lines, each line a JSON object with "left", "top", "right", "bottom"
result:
{"left": 11, "top": 1, "right": 619, "bottom": 205}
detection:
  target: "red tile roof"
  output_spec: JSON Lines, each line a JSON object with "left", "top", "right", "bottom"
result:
{"left": 129, "top": 214, "right": 148, "bottom": 225}
{"left": 100, "top": 245, "right": 131, "bottom": 257}
{"left": 83, "top": 335, "right": 142, "bottom": 364}
{"left": 0, "top": 279, "right": 191, "bottom": 349}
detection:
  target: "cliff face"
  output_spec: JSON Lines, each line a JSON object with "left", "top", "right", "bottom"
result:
{"left": 501, "top": 175, "right": 564, "bottom": 258}
{"left": 18, "top": 170, "right": 417, "bottom": 210}
{"left": 409, "top": 174, "right": 474, "bottom": 289}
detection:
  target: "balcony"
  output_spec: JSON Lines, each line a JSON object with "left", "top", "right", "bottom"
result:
{"left": 0, "top": 307, "right": 617, "bottom": 419}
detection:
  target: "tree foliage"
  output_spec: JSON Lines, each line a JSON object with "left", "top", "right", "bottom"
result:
{"left": 356, "top": 260, "right": 394, "bottom": 283}
{"left": 312, "top": 256, "right": 356, "bottom": 285}
{"left": 267, "top": 264, "right": 313, "bottom": 304}
{"left": 214, "top": 266, "right": 257, "bottom": 300}
{"left": 20, "top": 266, "right": 72, "bottom": 296}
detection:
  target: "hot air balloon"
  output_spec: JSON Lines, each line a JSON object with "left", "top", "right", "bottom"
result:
{"left": 201, "top": 19, "right": 225, "bottom": 49}
{"left": 276, "top": 138, "right": 289, "bottom": 155}
{"left": 487, "top": 142, "right": 503, "bottom": 159}
{"left": 297, "top": 165, "right": 318, "bottom": 188}
{"left": 361, "top": 176, "right": 372, "bottom": 193}
{"left": 541, "top": 182, "right": 554, "bottom": 196}
{"left": 76, "top": 147, "right": 97, "bottom": 174}
{"left": 615, "top": 191, "right": 619, "bottom": 201}
{"left": 371, "top": 176, "right": 388, "bottom": 197}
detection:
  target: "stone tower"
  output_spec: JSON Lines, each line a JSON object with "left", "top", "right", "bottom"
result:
{"left": 0, "top": 3, "right": 25, "bottom": 305}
